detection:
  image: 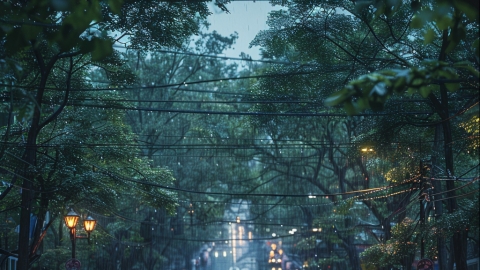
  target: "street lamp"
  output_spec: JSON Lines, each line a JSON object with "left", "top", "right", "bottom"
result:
{"left": 64, "top": 209, "right": 97, "bottom": 270}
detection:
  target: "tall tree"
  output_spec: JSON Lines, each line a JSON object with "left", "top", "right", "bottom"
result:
{"left": 249, "top": 0, "right": 478, "bottom": 269}
{"left": 0, "top": 0, "right": 211, "bottom": 268}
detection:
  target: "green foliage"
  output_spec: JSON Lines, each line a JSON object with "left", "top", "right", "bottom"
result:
{"left": 361, "top": 194, "right": 479, "bottom": 267}
{"left": 361, "top": 217, "right": 417, "bottom": 268}
{"left": 38, "top": 248, "right": 71, "bottom": 268}
{"left": 324, "top": 0, "right": 479, "bottom": 114}
{"left": 324, "top": 60, "right": 476, "bottom": 114}
{"left": 0, "top": 0, "right": 213, "bottom": 266}
{"left": 0, "top": 0, "right": 211, "bottom": 60}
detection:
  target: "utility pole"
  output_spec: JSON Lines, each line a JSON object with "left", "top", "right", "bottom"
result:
{"left": 419, "top": 160, "right": 425, "bottom": 259}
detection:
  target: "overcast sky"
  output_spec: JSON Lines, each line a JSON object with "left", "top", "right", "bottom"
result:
{"left": 207, "top": 1, "right": 283, "bottom": 59}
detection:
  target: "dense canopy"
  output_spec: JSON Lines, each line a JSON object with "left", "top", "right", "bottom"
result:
{"left": 0, "top": 0, "right": 478, "bottom": 270}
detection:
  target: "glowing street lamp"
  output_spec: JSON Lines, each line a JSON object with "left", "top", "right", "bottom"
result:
{"left": 64, "top": 209, "right": 97, "bottom": 270}
{"left": 64, "top": 210, "right": 79, "bottom": 230}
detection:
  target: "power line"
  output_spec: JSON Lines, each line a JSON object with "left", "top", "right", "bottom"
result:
{"left": 66, "top": 102, "right": 435, "bottom": 116}
{"left": 0, "top": 71, "right": 320, "bottom": 92}
{"left": 113, "top": 45, "right": 314, "bottom": 66}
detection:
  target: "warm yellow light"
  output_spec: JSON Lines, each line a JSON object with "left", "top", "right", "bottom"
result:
{"left": 236, "top": 216, "right": 240, "bottom": 223}
{"left": 271, "top": 243, "right": 277, "bottom": 250}
{"left": 223, "top": 251, "right": 227, "bottom": 257}
{"left": 278, "top": 249, "right": 283, "bottom": 255}
{"left": 214, "top": 251, "right": 218, "bottom": 258}
{"left": 83, "top": 216, "right": 97, "bottom": 233}
{"left": 64, "top": 210, "right": 80, "bottom": 229}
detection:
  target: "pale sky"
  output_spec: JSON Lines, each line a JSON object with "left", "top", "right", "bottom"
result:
{"left": 207, "top": 1, "right": 283, "bottom": 59}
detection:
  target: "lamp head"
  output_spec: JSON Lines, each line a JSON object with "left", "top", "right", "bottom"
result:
{"left": 83, "top": 216, "right": 97, "bottom": 233}
{"left": 64, "top": 210, "right": 80, "bottom": 229}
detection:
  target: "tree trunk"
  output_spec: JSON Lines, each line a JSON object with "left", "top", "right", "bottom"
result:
{"left": 17, "top": 133, "right": 38, "bottom": 270}
{"left": 432, "top": 124, "right": 448, "bottom": 270}
{"left": 441, "top": 95, "right": 467, "bottom": 270}
{"left": 435, "top": 28, "right": 468, "bottom": 270}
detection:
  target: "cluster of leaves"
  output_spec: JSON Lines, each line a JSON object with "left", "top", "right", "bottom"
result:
{"left": 361, "top": 194, "right": 479, "bottom": 267}
{"left": 325, "top": 60, "right": 476, "bottom": 114}
{"left": 360, "top": 217, "right": 418, "bottom": 268}
{"left": 0, "top": 0, "right": 215, "bottom": 268}
{"left": 324, "top": 0, "right": 479, "bottom": 114}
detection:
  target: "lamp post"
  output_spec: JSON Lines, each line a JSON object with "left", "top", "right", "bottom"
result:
{"left": 64, "top": 209, "right": 97, "bottom": 270}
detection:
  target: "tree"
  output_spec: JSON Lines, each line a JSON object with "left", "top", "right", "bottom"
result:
{"left": 249, "top": 0, "right": 478, "bottom": 269}
{"left": 0, "top": 0, "right": 211, "bottom": 268}
{"left": 114, "top": 28, "right": 243, "bottom": 269}
{"left": 252, "top": 1, "right": 478, "bottom": 268}
{"left": 321, "top": 1, "right": 479, "bottom": 269}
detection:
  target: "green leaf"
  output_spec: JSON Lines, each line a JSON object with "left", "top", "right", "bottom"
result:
{"left": 407, "top": 87, "right": 415, "bottom": 95}
{"left": 4, "top": 29, "right": 29, "bottom": 54}
{"left": 411, "top": 15, "right": 424, "bottom": 28}
{"left": 91, "top": 38, "right": 114, "bottom": 61}
{"left": 436, "top": 15, "right": 452, "bottom": 30}
{"left": 357, "top": 97, "right": 370, "bottom": 111}
{"left": 108, "top": 0, "right": 123, "bottom": 14}
{"left": 445, "top": 40, "right": 459, "bottom": 54}
{"left": 423, "top": 28, "right": 436, "bottom": 44}
{"left": 445, "top": 83, "right": 460, "bottom": 92}
{"left": 56, "top": 24, "right": 80, "bottom": 51}
{"left": 453, "top": 61, "right": 479, "bottom": 78}
{"left": 419, "top": 86, "right": 431, "bottom": 98}
{"left": 21, "top": 25, "right": 42, "bottom": 40}
{"left": 454, "top": 2, "right": 479, "bottom": 21}
{"left": 79, "top": 39, "right": 95, "bottom": 54}
{"left": 393, "top": 76, "right": 406, "bottom": 93}
{"left": 343, "top": 100, "right": 357, "bottom": 116}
